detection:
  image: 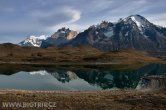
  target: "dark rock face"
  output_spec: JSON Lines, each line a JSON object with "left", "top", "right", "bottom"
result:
{"left": 65, "top": 15, "right": 166, "bottom": 52}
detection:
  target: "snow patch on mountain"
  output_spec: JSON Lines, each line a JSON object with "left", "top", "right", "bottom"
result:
{"left": 29, "top": 70, "right": 48, "bottom": 75}
{"left": 104, "top": 30, "right": 114, "bottom": 37}
{"left": 125, "top": 32, "right": 129, "bottom": 37}
{"left": 29, "top": 35, "right": 48, "bottom": 40}
{"left": 123, "top": 15, "right": 153, "bottom": 37}
{"left": 130, "top": 15, "right": 151, "bottom": 30}
{"left": 19, "top": 35, "right": 48, "bottom": 47}
{"left": 130, "top": 16, "right": 143, "bottom": 30}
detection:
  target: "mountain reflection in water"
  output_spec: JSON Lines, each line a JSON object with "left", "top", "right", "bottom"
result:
{"left": 0, "top": 64, "right": 165, "bottom": 90}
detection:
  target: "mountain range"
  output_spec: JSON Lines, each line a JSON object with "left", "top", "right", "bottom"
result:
{"left": 19, "top": 15, "right": 166, "bottom": 52}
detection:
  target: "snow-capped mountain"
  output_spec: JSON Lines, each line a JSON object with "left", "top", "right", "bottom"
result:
{"left": 124, "top": 15, "right": 151, "bottom": 32}
{"left": 65, "top": 14, "right": 166, "bottom": 52}
{"left": 19, "top": 15, "right": 166, "bottom": 52}
{"left": 41, "top": 27, "right": 77, "bottom": 48}
{"left": 19, "top": 35, "right": 48, "bottom": 47}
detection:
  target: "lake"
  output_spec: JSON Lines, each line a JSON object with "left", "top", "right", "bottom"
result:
{"left": 0, "top": 63, "right": 165, "bottom": 91}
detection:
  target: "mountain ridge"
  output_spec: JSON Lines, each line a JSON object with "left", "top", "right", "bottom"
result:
{"left": 19, "top": 14, "right": 166, "bottom": 53}
{"left": 65, "top": 14, "right": 166, "bottom": 52}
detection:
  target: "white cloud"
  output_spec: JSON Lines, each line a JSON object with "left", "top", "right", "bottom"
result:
{"left": 86, "top": 0, "right": 113, "bottom": 12}
{"left": 30, "top": 6, "right": 81, "bottom": 25}
{"left": 45, "top": 7, "right": 82, "bottom": 32}
{"left": 0, "top": 6, "right": 82, "bottom": 35}
{"left": 146, "top": 13, "right": 166, "bottom": 27}
{"left": 48, "top": 23, "right": 89, "bottom": 33}
{"left": 63, "top": 7, "right": 81, "bottom": 23}
{"left": 110, "top": 0, "right": 147, "bottom": 14}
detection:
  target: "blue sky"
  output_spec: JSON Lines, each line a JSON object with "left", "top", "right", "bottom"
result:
{"left": 0, "top": 0, "right": 166, "bottom": 43}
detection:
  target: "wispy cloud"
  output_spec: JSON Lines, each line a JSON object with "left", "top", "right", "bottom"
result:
{"left": 29, "top": 6, "right": 81, "bottom": 27}
{"left": 30, "top": 9, "right": 70, "bottom": 26}
{"left": 146, "top": 13, "right": 166, "bottom": 26}
{"left": 107, "top": 0, "right": 147, "bottom": 15}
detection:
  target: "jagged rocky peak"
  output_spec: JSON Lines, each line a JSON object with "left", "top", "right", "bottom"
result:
{"left": 122, "top": 14, "right": 152, "bottom": 30}
{"left": 57, "top": 27, "right": 70, "bottom": 33}
{"left": 124, "top": 14, "right": 148, "bottom": 23}
{"left": 87, "top": 25, "right": 96, "bottom": 31}
{"left": 98, "top": 21, "right": 114, "bottom": 29}
{"left": 41, "top": 27, "right": 78, "bottom": 47}
{"left": 51, "top": 27, "right": 77, "bottom": 40}
{"left": 86, "top": 21, "right": 114, "bottom": 38}
{"left": 87, "top": 21, "right": 114, "bottom": 31}
{"left": 98, "top": 21, "right": 110, "bottom": 28}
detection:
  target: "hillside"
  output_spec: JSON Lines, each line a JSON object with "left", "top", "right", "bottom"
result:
{"left": 0, "top": 43, "right": 161, "bottom": 65}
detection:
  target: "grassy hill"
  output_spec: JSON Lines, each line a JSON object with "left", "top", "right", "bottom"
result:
{"left": 0, "top": 43, "right": 162, "bottom": 65}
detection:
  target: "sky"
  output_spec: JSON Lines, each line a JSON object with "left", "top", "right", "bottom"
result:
{"left": 0, "top": 0, "right": 166, "bottom": 43}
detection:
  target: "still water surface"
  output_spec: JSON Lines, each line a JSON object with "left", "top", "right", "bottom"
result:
{"left": 0, "top": 64, "right": 165, "bottom": 90}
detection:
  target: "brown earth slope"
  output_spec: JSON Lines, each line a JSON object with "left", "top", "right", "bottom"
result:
{"left": 0, "top": 43, "right": 161, "bottom": 64}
